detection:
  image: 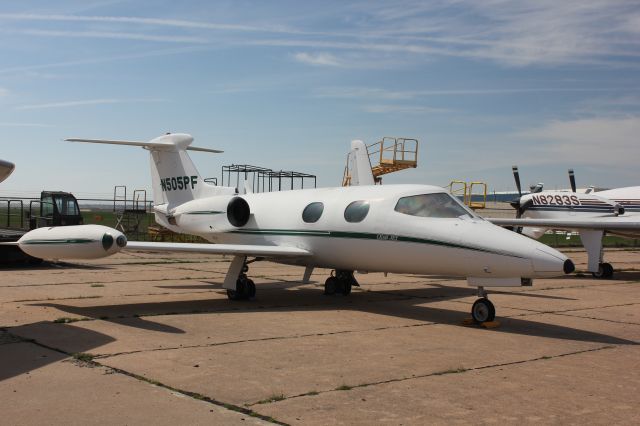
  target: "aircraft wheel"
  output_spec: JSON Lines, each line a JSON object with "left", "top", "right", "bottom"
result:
{"left": 324, "top": 277, "right": 338, "bottom": 295}
{"left": 341, "top": 280, "right": 352, "bottom": 295}
{"left": 247, "top": 279, "right": 256, "bottom": 299}
{"left": 592, "top": 263, "right": 614, "bottom": 279}
{"left": 471, "top": 298, "right": 495, "bottom": 324}
{"left": 227, "top": 277, "right": 249, "bottom": 300}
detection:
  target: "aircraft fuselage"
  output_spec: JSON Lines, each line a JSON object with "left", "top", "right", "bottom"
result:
{"left": 157, "top": 184, "right": 569, "bottom": 280}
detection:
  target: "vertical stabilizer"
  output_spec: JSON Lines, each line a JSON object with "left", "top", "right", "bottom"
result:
{"left": 345, "top": 140, "right": 375, "bottom": 186}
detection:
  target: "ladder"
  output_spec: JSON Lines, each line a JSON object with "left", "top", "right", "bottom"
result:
{"left": 113, "top": 186, "right": 149, "bottom": 236}
{"left": 448, "top": 180, "right": 487, "bottom": 210}
{"left": 368, "top": 137, "right": 418, "bottom": 181}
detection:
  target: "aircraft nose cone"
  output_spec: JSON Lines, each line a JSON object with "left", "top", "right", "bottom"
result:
{"left": 530, "top": 246, "right": 569, "bottom": 277}
{"left": 564, "top": 259, "right": 575, "bottom": 274}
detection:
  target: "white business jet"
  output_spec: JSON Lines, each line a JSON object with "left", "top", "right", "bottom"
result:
{"left": 489, "top": 167, "right": 640, "bottom": 279}
{"left": 16, "top": 134, "right": 573, "bottom": 323}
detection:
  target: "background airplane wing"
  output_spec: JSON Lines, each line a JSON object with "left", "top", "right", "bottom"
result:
{"left": 124, "top": 241, "right": 311, "bottom": 257}
{"left": 487, "top": 218, "right": 640, "bottom": 231}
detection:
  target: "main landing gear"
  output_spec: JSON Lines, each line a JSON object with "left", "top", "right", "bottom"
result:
{"left": 471, "top": 287, "right": 495, "bottom": 324}
{"left": 226, "top": 261, "right": 257, "bottom": 300}
{"left": 592, "top": 262, "right": 614, "bottom": 279}
{"left": 324, "top": 270, "right": 359, "bottom": 296}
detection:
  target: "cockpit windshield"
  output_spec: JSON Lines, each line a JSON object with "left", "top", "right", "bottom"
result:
{"left": 394, "top": 193, "right": 476, "bottom": 219}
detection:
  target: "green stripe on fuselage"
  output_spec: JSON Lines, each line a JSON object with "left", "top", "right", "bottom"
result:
{"left": 229, "top": 229, "right": 524, "bottom": 258}
{"left": 22, "top": 239, "right": 95, "bottom": 245}
{"left": 185, "top": 211, "right": 224, "bottom": 215}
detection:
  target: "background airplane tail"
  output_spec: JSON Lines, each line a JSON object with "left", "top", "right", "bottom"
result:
{"left": 344, "top": 140, "right": 375, "bottom": 186}
{"left": 68, "top": 133, "right": 222, "bottom": 208}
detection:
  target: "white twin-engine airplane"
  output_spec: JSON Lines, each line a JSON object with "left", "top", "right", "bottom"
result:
{"left": 490, "top": 167, "right": 640, "bottom": 279}
{"left": 16, "top": 134, "right": 574, "bottom": 323}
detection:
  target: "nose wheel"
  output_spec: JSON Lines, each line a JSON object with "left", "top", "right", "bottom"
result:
{"left": 471, "top": 298, "right": 495, "bottom": 323}
{"left": 471, "top": 286, "right": 496, "bottom": 324}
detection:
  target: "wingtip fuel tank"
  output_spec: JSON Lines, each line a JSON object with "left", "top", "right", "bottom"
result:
{"left": 17, "top": 225, "right": 127, "bottom": 260}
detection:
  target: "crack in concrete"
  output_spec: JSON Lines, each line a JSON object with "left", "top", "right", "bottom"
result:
{"left": 0, "top": 275, "right": 219, "bottom": 289}
{"left": 503, "top": 301, "right": 640, "bottom": 317}
{"left": 6, "top": 331, "right": 287, "bottom": 425}
{"left": 4, "top": 290, "right": 221, "bottom": 304}
{"left": 554, "top": 312, "right": 640, "bottom": 327}
{"left": 94, "top": 322, "right": 434, "bottom": 359}
{"left": 246, "top": 345, "right": 616, "bottom": 407}
{"left": 21, "top": 290, "right": 411, "bottom": 327}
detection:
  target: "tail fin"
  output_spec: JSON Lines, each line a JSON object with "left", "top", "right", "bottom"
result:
{"left": 67, "top": 133, "right": 223, "bottom": 207}
{"left": 343, "top": 140, "right": 375, "bottom": 186}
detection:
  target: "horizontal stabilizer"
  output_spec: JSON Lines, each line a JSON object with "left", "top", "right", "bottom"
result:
{"left": 66, "top": 135, "right": 223, "bottom": 153}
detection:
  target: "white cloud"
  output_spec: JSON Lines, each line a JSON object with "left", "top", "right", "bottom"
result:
{"left": 0, "top": 47, "right": 204, "bottom": 75}
{"left": 16, "top": 98, "right": 164, "bottom": 110}
{"left": 6, "top": 29, "right": 207, "bottom": 44}
{"left": 314, "top": 86, "right": 620, "bottom": 100}
{"left": 0, "top": 87, "right": 8, "bottom": 96}
{"left": 363, "top": 104, "right": 450, "bottom": 114}
{"left": 341, "top": 0, "right": 640, "bottom": 67}
{"left": 0, "top": 13, "right": 295, "bottom": 34}
{"left": 2, "top": 4, "right": 639, "bottom": 68}
{"left": 516, "top": 116, "right": 640, "bottom": 166}
{"left": 294, "top": 52, "right": 341, "bottom": 67}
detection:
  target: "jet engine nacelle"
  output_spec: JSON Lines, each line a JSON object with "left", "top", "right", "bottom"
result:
{"left": 227, "top": 197, "right": 250, "bottom": 227}
{"left": 18, "top": 225, "right": 127, "bottom": 260}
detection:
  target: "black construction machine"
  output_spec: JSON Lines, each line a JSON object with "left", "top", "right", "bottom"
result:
{"left": 0, "top": 191, "right": 83, "bottom": 263}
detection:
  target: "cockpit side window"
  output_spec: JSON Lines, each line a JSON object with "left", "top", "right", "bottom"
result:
{"left": 344, "top": 200, "right": 370, "bottom": 223}
{"left": 394, "top": 193, "right": 474, "bottom": 218}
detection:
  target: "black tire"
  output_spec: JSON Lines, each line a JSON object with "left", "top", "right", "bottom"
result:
{"left": 602, "top": 263, "right": 614, "bottom": 278}
{"left": 227, "top": 277, "right": 248, "bottom": 300}
{"left": 247, "top": 279, "right": 256, "bottom": 299}
{"left": 471, "top": 298, "right": 495, "bottom": 323}
{"left": 324, "top": 277, "right": 338, "bottom": 295}
{"left": 341, "top": 281, "right": 352, "bottom": 296}
{"left": 592, "top": 263, "right": 613, "bottom": 279}
{"left": 227, "top": 289, "right": 241, "bottom": 300}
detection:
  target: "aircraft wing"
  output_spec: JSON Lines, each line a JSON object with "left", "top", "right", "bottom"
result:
{"left": 487, "top": 218, "right": 640, "bottom": 231}
{"left": 124, "top": 241, "right": 311, "bottom": 257}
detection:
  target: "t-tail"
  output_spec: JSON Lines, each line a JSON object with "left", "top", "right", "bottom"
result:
{"left": 67, "top": 133, "right": 223, "bottom": 209}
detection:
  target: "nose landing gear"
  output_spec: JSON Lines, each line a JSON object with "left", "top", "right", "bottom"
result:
{"left": 471, "top": 287, "right": 496, "bottom": 323}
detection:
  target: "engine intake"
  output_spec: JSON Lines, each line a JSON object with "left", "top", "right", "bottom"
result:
{"left": 227, "top": 197, "right": 250, "bottom": 227}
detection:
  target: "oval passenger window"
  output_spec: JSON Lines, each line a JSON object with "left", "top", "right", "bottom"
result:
{"left": 344, "top": 200, "right": 370, "bottom": 223}
{"left": 302, "top": 202, "right": 324, "bottom": 223}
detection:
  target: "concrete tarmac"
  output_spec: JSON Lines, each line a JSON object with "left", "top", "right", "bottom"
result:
{"left": 1, "top": 249, "right": 639, "bottom": 425}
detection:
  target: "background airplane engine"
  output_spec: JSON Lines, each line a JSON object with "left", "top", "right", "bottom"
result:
{"left": 17, "top": 225, "right": 127, "bottom": 260}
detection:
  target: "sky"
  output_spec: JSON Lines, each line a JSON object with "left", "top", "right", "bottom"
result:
{"left": 0, "top": 0, "right": 639, "bottom": 199}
